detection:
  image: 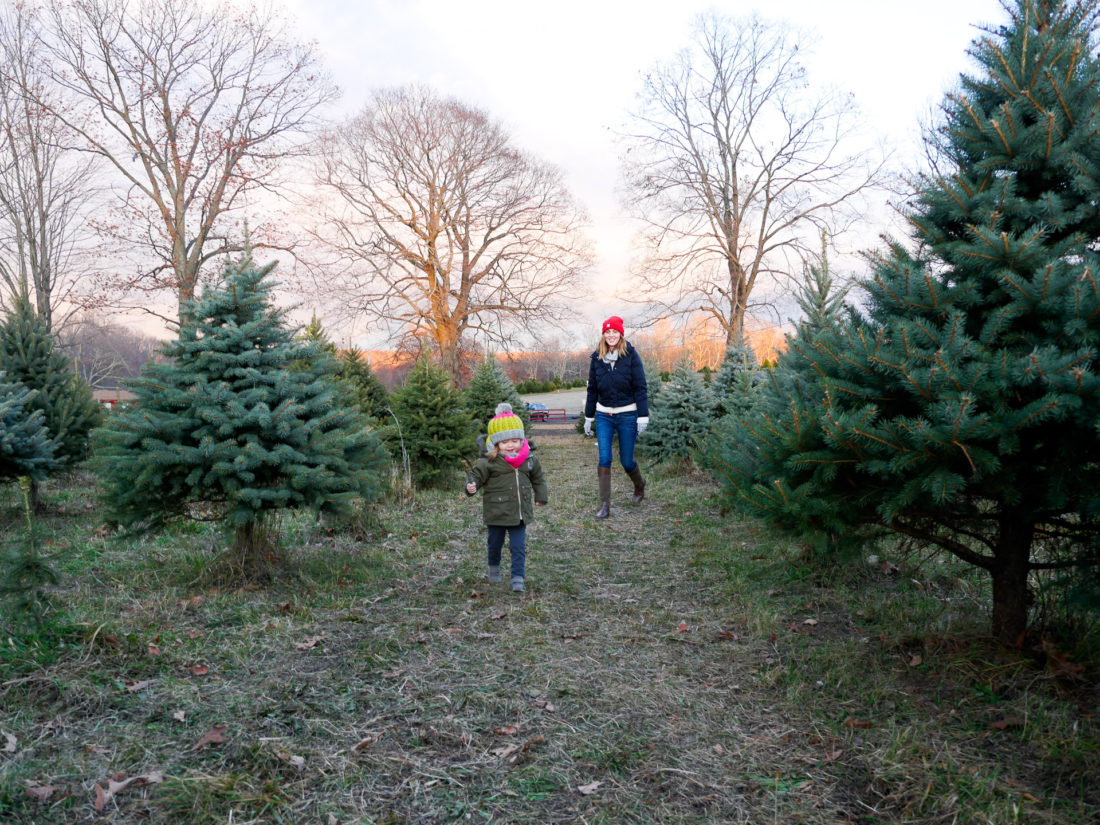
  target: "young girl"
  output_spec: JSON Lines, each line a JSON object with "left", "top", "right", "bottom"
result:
{"left": 465, "top": 403, "right": 548, "bottom": 592}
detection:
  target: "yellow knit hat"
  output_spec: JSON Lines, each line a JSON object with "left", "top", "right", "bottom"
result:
{"left": 487, "top": 403, "right": 525, "bottom": 445}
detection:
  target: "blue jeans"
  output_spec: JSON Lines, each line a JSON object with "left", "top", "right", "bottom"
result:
{"left": 595, "top": 410, "right": 638, "bottom": 472}
{"left": 487, "top": 523, "right": 526, "bottom": 579}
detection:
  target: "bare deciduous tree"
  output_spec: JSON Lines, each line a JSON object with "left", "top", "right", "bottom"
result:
{"left": 622, "top": 13, "right": 884, "bottom": 345}
{"left": 310, "top": 86, "right": 592, "bottom": 384}
{"left": 0, "top": 1, "right": 97, "bottom": 332}
{"left": 57, "top": 312, "right": 160, "bottom": 389}
{"left": 36, "top": 0, "right": 337, "bottom": 323}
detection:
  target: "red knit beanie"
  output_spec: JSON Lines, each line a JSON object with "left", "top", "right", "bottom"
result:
{"left": 602, "top": 316, "right": 625, "bottom": 335}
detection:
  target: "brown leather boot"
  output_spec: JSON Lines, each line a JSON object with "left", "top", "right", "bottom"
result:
{"left": 627, "top": 466, "right": 646, "bottom": 504}
{"left": 596, "top": 467, "right": 611, "bottom": 518}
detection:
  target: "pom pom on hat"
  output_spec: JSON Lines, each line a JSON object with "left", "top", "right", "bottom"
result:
{"left": 487, "top": 403, "right": 525, "bottom": 446}
{"left": 602, "top": 316, "right": 625, "bottom": 335}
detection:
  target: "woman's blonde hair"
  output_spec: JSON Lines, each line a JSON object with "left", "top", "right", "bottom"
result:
{"left": 598, "top": 336, "right": 628, "bottom": 359}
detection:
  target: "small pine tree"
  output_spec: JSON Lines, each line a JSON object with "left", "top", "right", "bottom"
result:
{"left": 638, "top": 356, "right": 715, "bottom": 465}
{"left": 95, "top": 256, "right": 390, "bottom": 576}
{"left": 299, "top": 313, "right": 338, "bottom": 355}
{"left": 0, "top": 377, "right": 59, "bottom": 631}
{"left": 465, "top": 356, "right": 530, "bottom": 432}
{"left": 709, "top": 247, "right": 852, "bottom": 558}
{"left": 0, "top": 374, "right": 58, "bottom": 482}
{"left": 0, "top": 292, "right": 101, "bottom": 470}
{"left": 0, "top": 477, "right": 58, "bottom": 630}
{"left": 387, "top": 358, "right": 475, "bottom": 487}
{"left": 711, "top": 337, "right": 759, "bottom": 418}
{"left": 337, "top": 347, "right": 389, "bottom": 420}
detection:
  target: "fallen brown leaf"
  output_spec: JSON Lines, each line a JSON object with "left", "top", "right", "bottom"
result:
{"left": 803, "top": 618, "right": 819, "bottom": 626}
{"left": 491, "top": 743, "right": 520, "bottom": 759}
{"left": 1043, "top": 641, "right": 1085, "bottom": 677}
{"left": 844, "top": 717, "right": 873, "bottom": 729}
{"left": 294, "top": 636, "right": 324, "bottom": 650}
{"left": 276, "top": 750, "right": 306, "bottom": 769}
{"left": 92, "top": 771, "right": 164, "bottom": 813}
{"left": 675, "top": 621, "right": 690, "bottom": 633}
{"left": 146, "top": 642, "right": 161, "bottom": 657}
{"left": 991, "top": 716, "right": 1024, "bottom": 731}
{"left": 908, "top": 654, "right": 923, "bottom": 667}
{"left": 352, "top": 732, "right": 383, "bottom": 751}
{"left": 188, "top": 663, "right": 209, "bottom": 676}
{"left": 494, "top": 724, "right": 519, "bottom": 736}
{"left": 191, "top": 725, "right": 227, "bottom": 750}
{"left": 124, "top": 680, "right": 152, "bottom": 693}
{"left": 24, "top": 782, "right": 58, "bottom": 803}
{"left": 2, "top": 731, "right": 16, "bottom": 753}
{"left": 577, "top": 780, "right": 603, "bottom": 795}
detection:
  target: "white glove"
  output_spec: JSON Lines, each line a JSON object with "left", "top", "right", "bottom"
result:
{"left": 583, "top": 417, "right": 594, "bottom": 437}
{"left": 637, "top": 416, "right": 649, "bottom": 435}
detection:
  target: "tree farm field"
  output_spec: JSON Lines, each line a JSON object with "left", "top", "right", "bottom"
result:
{"left": 1, "top": 430, "right": 1097, "bottom": 825}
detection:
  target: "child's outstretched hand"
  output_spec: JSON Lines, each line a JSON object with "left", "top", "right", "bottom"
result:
{"left": 466, "top": 482, "right": 477, "bottom": 495}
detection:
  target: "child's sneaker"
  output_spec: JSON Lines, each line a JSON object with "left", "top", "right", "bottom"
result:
{"left": 511, "top": 576, "right": 525, "bottom": 593}
{"left": 488, "top": 566, "right": 502, "bottom": 583}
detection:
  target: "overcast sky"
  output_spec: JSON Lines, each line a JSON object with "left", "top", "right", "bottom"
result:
{"left": 275, "top": 0, "right": 1007, "bottom": 346}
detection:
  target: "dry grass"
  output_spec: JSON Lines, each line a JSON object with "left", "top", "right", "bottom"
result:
{"left": 1, "top": 429, "right": 1097, "bottom": 824}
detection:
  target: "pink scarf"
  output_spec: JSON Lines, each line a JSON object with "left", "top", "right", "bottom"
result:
{"left": 503, "top": 439, "right": 530, "bottom": 468}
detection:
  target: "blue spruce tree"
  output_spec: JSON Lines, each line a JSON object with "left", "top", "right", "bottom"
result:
{"left": 714, "top": 0, "right": 1100, "bottom": 644}
{"left": 95, "top": 256, "right": 389, "bottom": 577}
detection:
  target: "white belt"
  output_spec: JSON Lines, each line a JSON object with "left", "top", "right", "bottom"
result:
{"left": 596, "top": 403, "right": 637, "bottom": 415}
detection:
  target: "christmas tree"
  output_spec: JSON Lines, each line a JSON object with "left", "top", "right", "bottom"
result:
{"left": 337, "top": 347, "right": 389, "bottom": 421}
{"left": 0, "top": 292, "right": 100, "bottom": 470}
{"left": 95, "top": 256, "right": 390, "bottom": 576}
{"left": 465, "top": 355, "right": 530, "bottom": 436}
{"left": 714, "top": 0, "right": 1100, "bottom": 644}
{"left": 0, "top": 377, "right": 59, "bottom": 630}
{"left": 0, "top": 374, "right": 58, "bottom": 483}
{"left": 710, "top": 245, "right": 856, "bottom": 558}
{"left": 711, "top": 336, "right": 759, "bottom": 418}
{"left": 387, "top": 358, "right": 474, "bottom": 487}
{"left": 638, "top": 356, "right": 715, "bottom": 465}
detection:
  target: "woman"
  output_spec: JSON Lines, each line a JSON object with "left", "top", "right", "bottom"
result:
{"left": 583, "top": 316, "right": 649, "bottom": 518}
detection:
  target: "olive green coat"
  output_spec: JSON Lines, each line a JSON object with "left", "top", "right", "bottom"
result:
{"left": 468, "top": 452, "right": 548, "bottom": 526}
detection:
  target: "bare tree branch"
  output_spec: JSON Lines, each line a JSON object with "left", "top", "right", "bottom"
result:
{"left": 307, "top": 86, "right": 592, "bottom": 383}
{"left": 33, "top": 0, "right": 337, "bottom": 322}
{"left": 622, "top": 13, "right": 887, "bottom": 345}
{"left": 0, "top": 0, "right": 99, "bottom": 333}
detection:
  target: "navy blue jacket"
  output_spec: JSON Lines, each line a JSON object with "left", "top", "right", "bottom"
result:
{"left": 584, "top": 342, "right": 649, "bottom": 418}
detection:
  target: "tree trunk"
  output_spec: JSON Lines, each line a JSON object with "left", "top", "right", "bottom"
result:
{"left": 436, "top": 322, "right": 461, "bottom": 386}
{"left": 989, "top": 511, "right": 1034, "bottom": 646}
{"left": 232, "top": 519, "right": 273, "bottom": 580}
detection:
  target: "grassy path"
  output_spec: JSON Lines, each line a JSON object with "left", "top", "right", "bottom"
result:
{"left": 1, "top": 430, "right": 1096, "bottom": 823}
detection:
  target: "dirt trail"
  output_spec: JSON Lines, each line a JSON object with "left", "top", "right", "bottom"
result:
{"left": 356, "top": 429, "right": 829, "bottom": 823}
